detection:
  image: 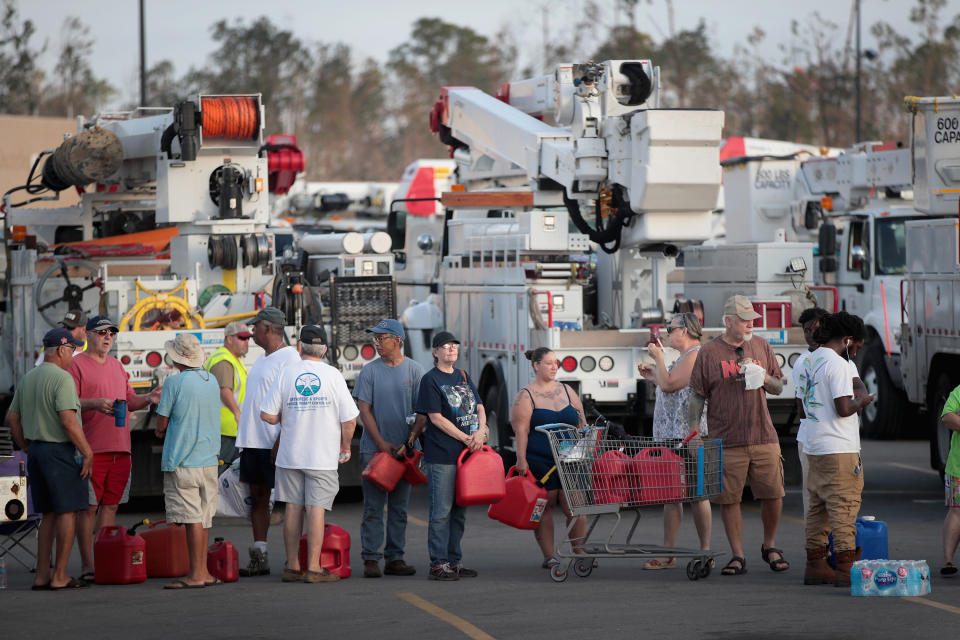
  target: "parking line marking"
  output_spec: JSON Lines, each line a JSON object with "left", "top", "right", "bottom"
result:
{"left": 743, "top": 504, "right": 804, "bottom": 525}
{"left": 408, "top": 515, "right": 428, "bottom": 527}
{"left": 397, "top": 592, "right": 496, "bottom": 640}
{"left": 904, "top": 596, "right": 960, "bottom": 615}
{"left": 887, "top": 462, "right": 939, "bottom": 476}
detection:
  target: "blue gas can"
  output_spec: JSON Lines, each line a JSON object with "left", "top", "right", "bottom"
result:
{"left": 828, "top": 516, "right": 888, "bottom": 568}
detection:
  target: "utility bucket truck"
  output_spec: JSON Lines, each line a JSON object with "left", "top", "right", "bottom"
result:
{"left": 1, "top": 95, "right": 391, "bottom": 494}
{"left": 397, "top": 60, "right": 817, "bottom": 455}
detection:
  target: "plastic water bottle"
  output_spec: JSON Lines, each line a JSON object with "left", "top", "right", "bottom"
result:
{"left": 0, "top": 557, "right": 7, "bottom": 589}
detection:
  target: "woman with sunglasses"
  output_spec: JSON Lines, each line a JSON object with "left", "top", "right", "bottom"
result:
{"left": 638, "top": 312, "right": 711, "bottom": 569}
{"left": 416, "top": 330, "right": 487, "bottom": 581}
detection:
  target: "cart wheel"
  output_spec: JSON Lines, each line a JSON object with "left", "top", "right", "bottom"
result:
{"left": 697, "top": 559, "right": 712, "bottom": 579}
{"left": 550, "top": 564, "right": 568, "bottom": 583}
{"left": 574, "top": 558, "right": 593, "bottom": 578}
{"left": 686, "top": 560, "right": 700, "bottom": 581}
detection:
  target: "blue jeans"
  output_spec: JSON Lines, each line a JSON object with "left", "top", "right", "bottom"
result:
{"left": 360, "top": 452, "right": 412, "bottom": 562}
{"left": 425, "top": 462, "right": 466, "bottom": 566}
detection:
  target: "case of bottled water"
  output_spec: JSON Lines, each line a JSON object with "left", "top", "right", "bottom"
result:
{"left": 850, "top": 560, "right": 931, "bottom": 596}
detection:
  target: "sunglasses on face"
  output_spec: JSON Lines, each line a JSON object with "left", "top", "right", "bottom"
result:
{"left": 235, "top": 335, "right": 251, "bottom": 341}
{"left": 92, "top": 329, "right": 116, "bottom": 336}
{"left": 667, "top": 326, "right": 684, "bottom": 334}
{"left": 437, "top": 343, "right": 459, "bottom": 351}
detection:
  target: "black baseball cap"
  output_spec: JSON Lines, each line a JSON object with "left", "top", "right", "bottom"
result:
{"left": 431, "top": 331, "right": 460, "bottom": 349}
{"left": 43, "top": 327, "right": 84, "bottom": 348}
{"left": 299, "top": 325, "right": 327, "bottom": 345}
{"left": 86, "top": 315, "right": 118, "bottom": 333}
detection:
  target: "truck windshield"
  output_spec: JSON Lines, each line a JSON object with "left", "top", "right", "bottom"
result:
{"left": 874, "top": 218, "right": 911, "bottom": 275}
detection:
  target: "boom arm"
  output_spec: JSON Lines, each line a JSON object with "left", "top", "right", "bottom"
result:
{"left": 429, "top": 60, "right": 725, "bottom": 251}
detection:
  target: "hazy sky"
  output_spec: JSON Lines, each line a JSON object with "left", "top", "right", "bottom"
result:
{"left": 20, "top": 0, "right": 915, "bottom": 109}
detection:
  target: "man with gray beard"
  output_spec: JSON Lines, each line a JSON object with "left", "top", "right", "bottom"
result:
{"left": 687, "top": 295, "right": 789, "bottom": 577}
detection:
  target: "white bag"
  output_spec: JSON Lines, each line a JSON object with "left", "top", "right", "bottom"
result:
{"left": 740, "top": 362, "right": 766, "bottom": 391}
{"left": 216, "top": 461, "right": 275, "bottom": 519}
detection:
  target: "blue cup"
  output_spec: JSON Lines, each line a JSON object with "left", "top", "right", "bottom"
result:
{"left": 114, "top": 399, "right": 127, "bottom": 427}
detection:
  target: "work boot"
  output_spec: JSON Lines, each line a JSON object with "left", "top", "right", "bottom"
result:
{"left": 834, "top": 550, "right": 858, "bottom": 588}
{"left": 803, "top": 546, "right": 834, "bottom": 585}
{"left": 239, "top": 547, "right": 270, "bottom": 577}
{"left": 384, "top": 559, "right": 416, "bottom": 576}
{"left": 363, "top": 560, "right": 382, "bottom": 578}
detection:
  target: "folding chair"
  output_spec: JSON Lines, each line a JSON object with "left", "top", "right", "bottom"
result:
{"left": 0, "top": 451, "right": 40, "bottom": 571}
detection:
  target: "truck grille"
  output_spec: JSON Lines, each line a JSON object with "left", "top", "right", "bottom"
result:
{"left": 330, "top": 276, "right": 396, "bottom": 346}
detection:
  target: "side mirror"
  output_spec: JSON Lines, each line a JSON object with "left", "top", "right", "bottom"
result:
{"left": 818, "top": 222, "right": 837, "bottom": 257}
{"left": 850, "top": 245, "right": 870, "bottom": 279}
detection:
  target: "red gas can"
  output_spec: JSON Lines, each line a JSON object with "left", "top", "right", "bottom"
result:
{"left": 456, "top": 445, "right": 506, "bottom": 506}
{"left": 401, "top": 448, "right": 427, "bottom": 486}
{"left": 94, "top": 525, "right": 147, "bottom": 584}
{"left": 207, "top": 537, "right": 239, "bottom": 583}
{"left": 634, "top": 447, "right": 685, "bottom": 504}
{"left": 488, "top": 466, "right": 548, "bottom": 530}
{"left": 362, "top": 452, "right": 405, "bottom": 491}
{"left": 140, "top": 519, "right": 189, "bottom": 577}
{"left": 592, "top": 450, "right": 637, "bottom": 505}
{"left": 298, "top": 523, "right": 352, "bottom": 578}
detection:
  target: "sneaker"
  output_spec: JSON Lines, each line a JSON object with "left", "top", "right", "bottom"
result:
{"left": 239, "top": 548, "right": 270, "bottom": 577}
{"left": 428, "top": 562, "right": 459, "bottom": 581}
{"left": 384, "top": 559, "right": 416, "bottom": 576}
{"left": 453, "top": 564, "right": 478, "bottom": 578}
{"left": 364, "top": 560, "right": 382, "bottom": 578}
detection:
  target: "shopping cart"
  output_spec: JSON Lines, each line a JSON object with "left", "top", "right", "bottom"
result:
{"left": 535, "top": 423, "right": 723, "bottom": 582}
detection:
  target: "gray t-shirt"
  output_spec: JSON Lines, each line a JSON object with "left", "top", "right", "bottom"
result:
{"left": 353, "top": 357, "right": 425, "bottom": 455}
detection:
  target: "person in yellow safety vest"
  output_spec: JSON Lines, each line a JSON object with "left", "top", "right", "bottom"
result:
{"left": 204, "top": 320, "right": 252, "bottom": 474}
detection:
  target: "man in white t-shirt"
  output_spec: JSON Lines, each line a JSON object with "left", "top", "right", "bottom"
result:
{"left": 793, "top": 308, "right": 868, "bottom": 520}
{"left": 261, "top": 325, "right": 359, "bottom": 583}
{"left": 235, "top": 307, "right": 301, "bottom": 577}
{"left": 795, "top": 311, "right": 873, "bottom": 588}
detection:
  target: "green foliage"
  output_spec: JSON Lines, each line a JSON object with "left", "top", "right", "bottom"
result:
{"left": 2, "top": 1, "right": 959, "bottom": 178}
{"left": 0, "top": 0, "right": 43, "bottom": 114}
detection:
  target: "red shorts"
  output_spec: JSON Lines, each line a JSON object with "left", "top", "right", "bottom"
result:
{"left": 89, "top": 453, "right": 132, "bottom": 506}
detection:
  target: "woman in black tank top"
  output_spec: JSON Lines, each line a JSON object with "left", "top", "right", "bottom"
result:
{"left": 511, "top": 347, "right": 589, "bottom": 569}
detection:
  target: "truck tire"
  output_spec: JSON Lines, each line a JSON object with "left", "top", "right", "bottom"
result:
{"left": 930, "top": 372, "right": 959, "bottom": 475}
{"left": 859, "top": 341, "right": 907, "bottom": 439}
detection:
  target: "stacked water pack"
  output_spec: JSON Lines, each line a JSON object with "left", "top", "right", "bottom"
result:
{"left": 850, "top": 560, "right": 931, "bottom": 596}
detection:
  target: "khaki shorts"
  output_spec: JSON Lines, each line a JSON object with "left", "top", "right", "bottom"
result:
{"left": 163, "top": 466, "right": 219, "bottom": 528}
{"left": 711, "top": 443, "right": 785, "bottom": 504}
{"left": 275, "top": 467, "right": 339, "bottom": 509}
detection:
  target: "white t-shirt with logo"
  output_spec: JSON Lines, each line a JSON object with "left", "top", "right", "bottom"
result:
{"left": 795, "top": 346, "right": 859, "bottom": 455}
{"left": 794, "top": 352, "right": 860, "bottom": 447}
{"left": 261, "top": 359, "right": 359, "bottom": 470}
{"left": 235, "top": 346, "right": 301, "bottom": 450}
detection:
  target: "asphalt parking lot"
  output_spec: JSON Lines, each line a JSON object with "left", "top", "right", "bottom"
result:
{"left": 2, "top": 438, "right": 957, "bottom": 639}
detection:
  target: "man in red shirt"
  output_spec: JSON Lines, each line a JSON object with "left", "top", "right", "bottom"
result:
{"left": 688, "top": 295, "right": 789, "bottom": 577}
{"left": 69, "top": 315, "right": 162, "bottom": 582}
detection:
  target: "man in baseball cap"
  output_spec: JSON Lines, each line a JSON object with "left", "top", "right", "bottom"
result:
{"left": 236, "top": 306, "right": 301, "bottom": 577}
{"left": 205, "top": 322, "right": 253, "bottom": 472}
{"left": 86, "top": 315, "right": 119, "bottom": 334}
{"left": 35, "top": 312, "right": 87, "bottom": 367}
{"left": 366, "top": 318, "right": 405, "bottom": 341}
{"left": 354, "top": 317, "right": 423, "bottom": 577}
{"left": 59, "top": 309, "right": 88, "bottom": 330}
{"left": 687, "top": 293, "right": 788, "bottom": 577}
{"left": 43, "top": 327, "right": 85, "bottom": 349}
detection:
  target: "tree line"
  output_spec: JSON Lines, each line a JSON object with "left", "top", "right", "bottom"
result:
{"left": 1, "top": 0, "right": 958, "bottom": 182}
